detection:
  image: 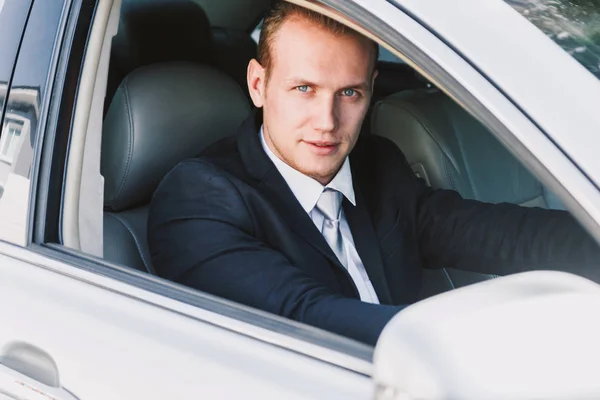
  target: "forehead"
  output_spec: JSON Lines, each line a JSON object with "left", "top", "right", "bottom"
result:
{"left": 269, "top": 16, "right": 373, "bottom": 86}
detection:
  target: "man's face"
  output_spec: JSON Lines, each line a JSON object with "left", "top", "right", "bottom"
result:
{"left": 248, "top": 16, "right": 377, "bottom": 185}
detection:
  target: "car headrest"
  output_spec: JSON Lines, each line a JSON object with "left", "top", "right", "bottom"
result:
{"left": 112, "top": 0, "right": 214, "bottom": 76}
{"left": 102, "top": 62, "right": 250, "bottom": 212}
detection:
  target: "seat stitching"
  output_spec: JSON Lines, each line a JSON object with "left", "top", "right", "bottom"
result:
{"left": 105, "top": 213, "right": 155, "bottom": 274}
{"left": 113, "top": 77, "right": 135, "bottom": 208}
{"left": 440, "top": 101, "right": 472, "bottom": 194}
{"left": 442, "top": 151, "right": 458, "bottom": 191}
{"left": 451, "top": 121, "right": 478, "bottom": 199}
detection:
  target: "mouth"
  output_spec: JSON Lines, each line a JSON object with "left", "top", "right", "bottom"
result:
{"left": 303, "top": 140, "right": 340, "bottom": 155}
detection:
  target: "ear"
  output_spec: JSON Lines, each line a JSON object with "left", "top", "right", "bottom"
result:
{"left": 371, "top": 69, "right": 379, "bottom": 90}
{"left": 247, "top": 59, "right": 266, "bottom": 108}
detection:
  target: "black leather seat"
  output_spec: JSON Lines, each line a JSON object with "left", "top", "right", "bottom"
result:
{"left": 101, "top": 62, "right": 250, "bottom": 272}
{"left": 371, "top": 88, "right": 565, "bottom": 297}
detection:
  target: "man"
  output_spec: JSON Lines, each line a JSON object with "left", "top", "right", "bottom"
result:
{"left": 148, "top": 2, "right": 599, "bottom": 345}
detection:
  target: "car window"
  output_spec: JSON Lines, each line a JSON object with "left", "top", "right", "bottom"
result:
{"left": 0, "top": 0, "right": 35, "bottom": 245}
{"left": 378, "top": 45, "right": 403, "bottom": 63}
{"left": 505, "top": 0, "right": 600, "bottom": 79}
{"left": 251, "top": 19, "right": 262, "bottom": 42}
{"left": 0, "top": 0, "right": 33, "bottom": 135}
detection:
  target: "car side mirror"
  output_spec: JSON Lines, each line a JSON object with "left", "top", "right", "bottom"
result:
{"left": 373, "top": 271, "right": 600, "bottom": 400}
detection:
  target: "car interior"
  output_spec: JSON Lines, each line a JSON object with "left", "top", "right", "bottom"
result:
{"left": 89, "top": 0, "right": 567, "bottom": 301}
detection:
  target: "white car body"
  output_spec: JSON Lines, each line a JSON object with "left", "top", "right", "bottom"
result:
{"left": 0, "top": 0, "right": 599, "bottom": 398}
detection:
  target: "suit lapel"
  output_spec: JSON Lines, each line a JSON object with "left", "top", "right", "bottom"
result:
{"left": 343, "top": 187, "right": 393, "bottom": 305}
{"left": 259, "top": 172, "right": 348, "bottom": 270}
{"left": 236, "top": 112, "right": 348, "bottom": 273}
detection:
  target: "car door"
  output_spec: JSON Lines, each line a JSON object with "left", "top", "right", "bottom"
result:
{"left": 0, "top": 1, "right": 375, "bottom": 399}
{"left": 1, "top": 0, "right": 599, "bottom": 399}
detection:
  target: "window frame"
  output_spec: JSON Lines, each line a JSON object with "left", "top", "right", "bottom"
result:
{"left": 33, "top": 0, "right": 95, "bottom": 246}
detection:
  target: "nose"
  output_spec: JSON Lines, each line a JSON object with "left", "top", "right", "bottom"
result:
{"left": 313, "top": 94, "right": 338, "bottom": 133}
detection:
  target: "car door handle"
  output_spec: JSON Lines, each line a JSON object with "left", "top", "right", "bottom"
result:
{"left": 0, "top": 342, "right": 78, "bottom": 400}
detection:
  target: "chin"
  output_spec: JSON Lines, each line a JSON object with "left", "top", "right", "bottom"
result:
{"left": 293, "top": 157, "right": 342, "bottom": 182}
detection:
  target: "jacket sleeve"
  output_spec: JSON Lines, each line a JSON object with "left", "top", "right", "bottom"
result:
{"left": 148, "top": 160, "right": 403, "bottom": 346}
{"left": 406, "top": 157, "right": 600, "bottom": 281}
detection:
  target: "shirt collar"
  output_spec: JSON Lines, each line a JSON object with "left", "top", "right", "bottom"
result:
{"left": 260, "top": 126, "right": 356, "bottom": 213}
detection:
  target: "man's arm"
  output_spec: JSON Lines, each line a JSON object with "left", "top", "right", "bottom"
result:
{"left": 407, "top": 157, "right": 600, "bottom": 281}
{"left": 148, "top": 160, "right": 402, "bottom": 346}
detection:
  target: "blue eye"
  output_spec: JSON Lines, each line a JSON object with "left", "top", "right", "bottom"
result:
{"left": 342, "top": 89, "right": 357, "bottom": 97}
{"left": 297, "top": 85, "right": 310, "bottom": 92}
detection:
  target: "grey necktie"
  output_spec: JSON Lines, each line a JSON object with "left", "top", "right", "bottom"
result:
{"left": 316, "top": 188, "right": 347, "bottom": 268}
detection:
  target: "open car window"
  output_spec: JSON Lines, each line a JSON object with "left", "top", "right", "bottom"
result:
{"left": 54, "top": 0, "right": 598, "bottom": 341}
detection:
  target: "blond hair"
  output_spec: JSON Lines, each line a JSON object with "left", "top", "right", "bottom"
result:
{"left": 257, "top": 2, "right": 379, "bottom": 81}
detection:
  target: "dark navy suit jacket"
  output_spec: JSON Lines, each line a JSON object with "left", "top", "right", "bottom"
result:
{"left": 148, "top": 112, "right": 600, "bottom": 345}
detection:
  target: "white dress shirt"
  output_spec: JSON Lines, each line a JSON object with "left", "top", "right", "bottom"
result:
{"left": 260, "top": 127, "right": 380, "bottom": 304}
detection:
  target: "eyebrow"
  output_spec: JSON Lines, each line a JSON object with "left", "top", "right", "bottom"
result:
{"left": 285, "top": 78, "right": 371, "bottom": 91}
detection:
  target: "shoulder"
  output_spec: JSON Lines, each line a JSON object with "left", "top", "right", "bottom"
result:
{"left": 156, "top": 158, "right": 230, "bottom": 191}
{"left": 149, "top": 150, "right": 251, "bottom": 230}
{"left": 152, "top": 135, "right": 247, "bottom": 199}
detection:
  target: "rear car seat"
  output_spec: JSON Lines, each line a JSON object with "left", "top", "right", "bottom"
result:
{"left": 371, "top": 88, "right": 565, "bottom": 297}
{"left": 102, "top": 62, "right": 250, "bottom": 272}
{"left": 105, "top": 0, "right": 256, "bottom": 112}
